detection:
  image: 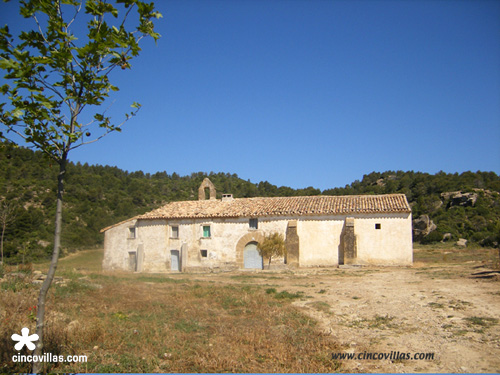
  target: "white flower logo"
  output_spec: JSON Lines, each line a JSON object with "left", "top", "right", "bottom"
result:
{"left": 11, "top": 327, "right": 39, "bottom": 351}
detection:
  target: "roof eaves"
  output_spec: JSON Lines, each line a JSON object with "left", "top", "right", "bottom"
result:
{"left": 100, "top": 216, "right": 139, "bottom": 233}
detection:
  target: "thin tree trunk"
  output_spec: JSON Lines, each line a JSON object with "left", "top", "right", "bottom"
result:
{"left": 32, "top": 155, "right": 67, "bottom": 373}
{"left": 1, "top": 220, "right": 5, "bottom": 265}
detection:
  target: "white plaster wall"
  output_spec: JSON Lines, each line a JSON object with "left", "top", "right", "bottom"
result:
{"left": 102, "top": 219, "right": 138, "bottom": 271}
{"left": 297, "top": 216, "right": 344, "bottom": 266}
{"left": 295, "top": 213, "right": 412, "bottom": 267}
{"left": 354, "top": 213, "right": 413, "bottom": 265}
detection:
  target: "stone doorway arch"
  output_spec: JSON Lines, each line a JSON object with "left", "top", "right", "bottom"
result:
{"left": 235, "top": 232, "right": 265, "bottom": 269}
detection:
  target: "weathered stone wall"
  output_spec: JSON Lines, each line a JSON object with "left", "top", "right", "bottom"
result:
{"left": 103, "top": 212, "right": 413, "bottom": 272}
{"left": 285, "top": 220, "right": 300, "bottom": 267}
{"left": 341, "top": 217, "right": 357, "bottom": 265}
{"left": 198, "top": 178, "right": 217, "bottom": 200}
{"left": 178, "top": 217, "right": 288, "bottom": 270}
{"left": 102, "top": 219, "right": 138, "bottom": 271}
{"left": 103, "top": 217, "right": 289, "bottom": 272}
{"left": 136, "top": 219, "right": 169, "bottom": 272}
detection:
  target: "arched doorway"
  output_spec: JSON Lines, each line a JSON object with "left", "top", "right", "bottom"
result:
{"left": 235, "top": 232, "right": 265, "bottom": 269}
{"left": 243, "top": 241, "right": 263, "bottom": 269}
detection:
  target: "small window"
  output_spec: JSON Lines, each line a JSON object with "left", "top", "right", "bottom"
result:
{"left": 375, "top": 223, "right": 381, "bottom": 230}
{"left": 129, "top": 227, "right": 136, "bottom": 239}
{"left": 200, "top": 249, "right": 208, "bottom": 258}
{"left": 249, "top": 218, "right": 258, "bottom": 230}
{"left": 202, "top": 225, "right": 211, "bottom": 238}
{"left": 171, "top": 225, "right": 179, "bottom": 239}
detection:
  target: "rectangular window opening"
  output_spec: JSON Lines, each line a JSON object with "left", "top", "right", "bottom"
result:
{"left": 200, "top": 249, "right": 208, "bottom": 258}
{"left": 129, "top": 227, "right": 136, "bottom": 239}
{"left": 171, "top": 225, "right": 179, "bottom": 238}
{"left": 202, "top": 225, "right": 211, "bottom": 238}
{"left": 375, "top": 223, "right": 381, "bottom": 230}
{"left": 249, "top": 218, "right": 258, "bottom": 230}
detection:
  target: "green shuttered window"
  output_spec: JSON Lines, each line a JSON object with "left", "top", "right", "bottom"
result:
{"left": 203, "top": 225, "right": 211, "bottom": 238}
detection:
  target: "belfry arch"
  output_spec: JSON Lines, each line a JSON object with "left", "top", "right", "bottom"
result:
{"left": 198, "top": 178, "right": 217, "bottom": 200}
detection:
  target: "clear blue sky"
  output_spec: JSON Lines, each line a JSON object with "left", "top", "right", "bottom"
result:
{"left": 1, "top": 0, "right": 499, "bottom": 190}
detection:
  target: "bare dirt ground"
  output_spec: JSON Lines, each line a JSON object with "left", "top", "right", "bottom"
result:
{"left": 187, "top": 248, "right": 500, "bottom": 373}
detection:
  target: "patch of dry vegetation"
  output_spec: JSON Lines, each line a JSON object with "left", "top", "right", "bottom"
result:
{"left": 0, "top": 256, "right": 341, "bottom": 373}
{"left": 413, "top": 246, "right": 499, "bottom": 266}
{"left": 413, "top": 246, "right": 500, "bottom": 280}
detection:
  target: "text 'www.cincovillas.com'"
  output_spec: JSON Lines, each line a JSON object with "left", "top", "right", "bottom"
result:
{"left": 331, "top": 351, "right": 434, "bottom": 361}
{"left": 12, "top": 353, "right": 87, "bottom": 363}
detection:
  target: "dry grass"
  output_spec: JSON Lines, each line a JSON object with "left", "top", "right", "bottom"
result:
{"left": 34, "top": 248, "right": 104, "bottom": 274}
{"left": 306, "top": 301, "right": 332, "bottom": 314}
{"left": 5, "top": 244, "right": 497, "bottom": 372}
{"left": 1, "top": 252, "right": 341, "bottom": 373}
{"left": 414, "top": 246, "right": 499, "bottom": 267}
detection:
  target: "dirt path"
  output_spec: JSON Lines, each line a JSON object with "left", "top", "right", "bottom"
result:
{"left": 190, "top": 260, "right": 500, "bottom": 373}
{"left": 290, "top": 266, "right": 500, "bottom": 373}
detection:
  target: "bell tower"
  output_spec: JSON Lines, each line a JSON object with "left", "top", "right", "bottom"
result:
{"left": 198, "top": 178, "right": 217, "bottom": 200}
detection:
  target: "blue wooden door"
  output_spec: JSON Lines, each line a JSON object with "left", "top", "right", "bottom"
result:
{"left": 171, "top": 250, "right": 180, "bottom": 271}
{"left": 244, "top": 242, "right": 263, "bottom": 269}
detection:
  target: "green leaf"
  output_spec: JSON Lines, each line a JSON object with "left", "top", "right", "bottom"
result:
{"left": 11, "top": 108, "right": 23, "bottom": 118}
{"left": 0, "top": 58, "right": 17, "bottom": 70}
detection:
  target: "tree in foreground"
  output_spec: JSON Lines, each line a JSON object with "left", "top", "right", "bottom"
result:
{"left": 0, "top": 199, "right": 17, "bottom": 265}
{"left": 258, "top": 232, "right": 286, "bottom": 268}
{"left": 0, "top": 0, "right": 161, "bottom": 371}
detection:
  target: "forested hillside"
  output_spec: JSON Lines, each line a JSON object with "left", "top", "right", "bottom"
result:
{"left": 1, "top": 142, "right": 499, "bottom": 264}
{"left": 326, "top": 171, "right": 500, "bottom": 246}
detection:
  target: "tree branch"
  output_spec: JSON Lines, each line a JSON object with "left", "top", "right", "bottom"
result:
{"left": 70, "top": 106, "right": 141, "bottom": 151}
{"left": 66, "top": 1, "right": 83, "bottom": 29}
{"left": 120, "top": 2, "right": 136, "bottom": 29}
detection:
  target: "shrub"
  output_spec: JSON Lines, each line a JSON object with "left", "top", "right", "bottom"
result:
{"left": 420, "top": 230, "right": 444, "bottom": 244}
{"left": 274, "top": 290, "right": 303, "bottom": 300}
{"left": 258, "top": 232, "right": 286, "bottom": 267}
{"left": 479, "top": 235, "right": 500, "bottom": 248}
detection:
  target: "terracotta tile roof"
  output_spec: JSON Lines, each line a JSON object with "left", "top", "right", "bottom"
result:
{"left": 137, "top": 194, "right": 411, "bottom": 220}
{"left": 100, "top": 216, "right": 138, "bottom": 233}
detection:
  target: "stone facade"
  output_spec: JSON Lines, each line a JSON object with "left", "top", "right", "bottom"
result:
{"left": 102, "top": 180, "right": 413, "bottom": 272}
{"left": 285, "top": 220, "right": 299, "bottom": 268}
{"left": 341, "top": 217, "right": 357, "bottom": 265}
